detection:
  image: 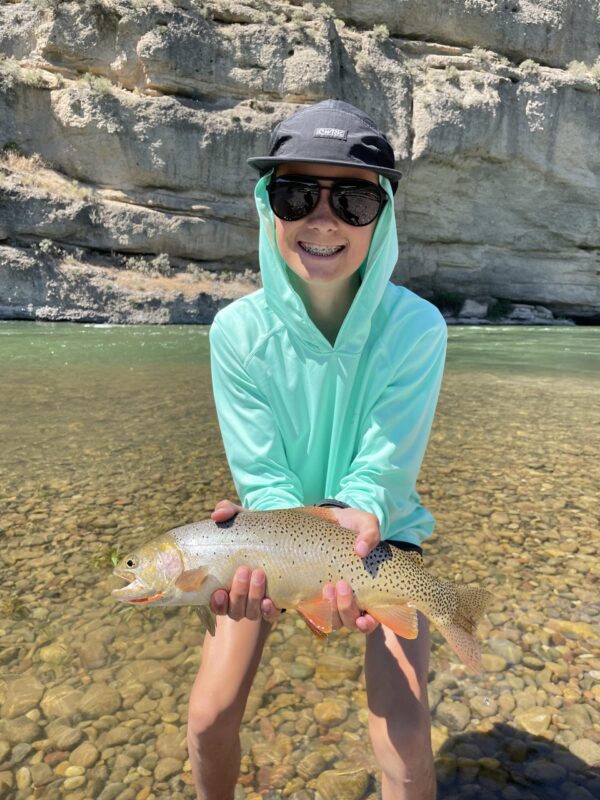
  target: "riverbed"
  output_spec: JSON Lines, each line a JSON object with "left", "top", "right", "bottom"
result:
{"left": 0, "top": 323, "right": 598, "bottom": 800}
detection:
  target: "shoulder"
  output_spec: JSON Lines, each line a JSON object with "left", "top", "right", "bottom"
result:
{"left": 379, "top": 284, "right": 447, "bottom": 343}
{"left": 210, "top": 290, "right": 283, "bottom": 364}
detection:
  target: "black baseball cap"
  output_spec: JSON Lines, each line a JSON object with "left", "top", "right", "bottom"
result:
{"left": 247, "top": 99, "right": 402, "bottom": 194}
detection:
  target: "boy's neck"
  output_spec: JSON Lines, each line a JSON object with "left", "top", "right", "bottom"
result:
{"left": 289, "top": 271, "right": 360, "bottom": 345}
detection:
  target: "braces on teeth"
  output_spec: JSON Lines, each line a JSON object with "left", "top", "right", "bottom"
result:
{"left": 301, "top": 243, "right": 344, "bottom": 255}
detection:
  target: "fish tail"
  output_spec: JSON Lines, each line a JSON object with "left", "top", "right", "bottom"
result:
{"left": 436, "top": 585, "right": 492, "bottom": 673}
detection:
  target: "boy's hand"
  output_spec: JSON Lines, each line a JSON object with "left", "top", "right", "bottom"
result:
{"left": 209, "top": 500, "right": 279, "bottom": 623}
{"left": 323, "top": 506, "right": 381, "bottom": 635}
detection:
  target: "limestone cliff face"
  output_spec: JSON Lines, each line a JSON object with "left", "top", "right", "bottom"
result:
{"left": 0, "top": 0, "right": 598, "bottom": 323}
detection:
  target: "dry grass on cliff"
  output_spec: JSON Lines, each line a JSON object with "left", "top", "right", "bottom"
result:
{"left": 0, "top": 149, "right": 93, "bottom": 201}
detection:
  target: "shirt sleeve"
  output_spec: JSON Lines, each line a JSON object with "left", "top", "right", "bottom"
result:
{"left": 209, "top": 317, "right": 304, "bottom": 510}
{"left": 335, "top": 319, "right": 447, "bottom": 545}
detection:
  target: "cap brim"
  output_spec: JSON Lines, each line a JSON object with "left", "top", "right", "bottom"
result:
{"left": 247, "top": 156, "right": 402, "bottom": 183}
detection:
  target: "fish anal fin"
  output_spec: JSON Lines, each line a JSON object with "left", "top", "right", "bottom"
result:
{"left": 296, "top": 596, "right": 334, "bottom": 636}
{"left": 368, "top": 603, "right": 419, "bottom": 639}
{"left": 296, "top": 506, "right": 340, "bottom": 525}
{"left": 175, "top": 567, "right": 209, "bottom": 593}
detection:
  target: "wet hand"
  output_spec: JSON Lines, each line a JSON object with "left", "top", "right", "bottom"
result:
{"left": 210, "top": 498, "right": 243, "bottom": 523}
{"left": 210, "top": 501, "right": 279, "bottom": 623}
{"left": 325, "top": 506, "right": 381, "bottom": 634}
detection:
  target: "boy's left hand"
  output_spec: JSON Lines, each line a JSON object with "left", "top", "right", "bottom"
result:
{"left": 323, "top": 506, "right": 381, "bottom": 635}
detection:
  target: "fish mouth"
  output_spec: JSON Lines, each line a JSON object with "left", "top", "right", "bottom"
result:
{"left": 112, "top": 571, "right": 164, "bottom": 604}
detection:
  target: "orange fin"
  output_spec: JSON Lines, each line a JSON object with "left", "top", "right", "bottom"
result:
{"left": 303, "top": 617, "right": 329, "bottom": 640}
{"left": 368, "top": 603, "right": 419, "bottom": 639}
{"left": 175, "top": 567, "right": 209, "bottom": 593}
{"left": 296, "top": 596, "right": 334, "bottom": 636}
{"left": 129, "top": 592, "right": 163, "bottom": 604}
{"left": 296, "top": 506, "right": 340, "bottom": 525}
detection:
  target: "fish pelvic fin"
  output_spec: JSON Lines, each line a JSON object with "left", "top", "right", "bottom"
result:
{"left": 194, "top": 605, "right": 216, "bottom": 637}
{"left": 367, "top": 603, "right": 419, "bottom": 639}
{"left": 296, "top": 596, "right": 334, "bottom": 638}
{"left": 438, "top": 585, "right": 493, "bottom": 673}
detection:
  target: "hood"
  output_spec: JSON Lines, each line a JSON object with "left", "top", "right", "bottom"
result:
{"left": 254, "top": 171, "right": 399, "bottom": 354}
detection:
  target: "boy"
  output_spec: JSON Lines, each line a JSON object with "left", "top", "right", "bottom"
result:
{"left": 187, "top": 100, "right": 447, "bottom": 800}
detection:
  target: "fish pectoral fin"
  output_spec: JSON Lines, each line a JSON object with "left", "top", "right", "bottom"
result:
{"left": 367, "top": 603, "right": 419, "bottom": 639}
{"left": 194, "top": 605, "right": 216, "bottom": 637}
{"left": 175, "top": 567, "right": 209, "bottom": 593}
{"left": 296, "top": 597, "right": 334, "bottom": 637}
{"left": 296, "top": 506, "right": 340, "bottom": 525}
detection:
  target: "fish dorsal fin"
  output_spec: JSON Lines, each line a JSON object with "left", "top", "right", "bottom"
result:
{"left": 175, "top": 567, "right": 209, "bottom": 593}
{"left": 296, "top": 506, "right": 340, "bottom": 524}
{"left": 367, "top": 603, "right": 419, "bottom": 639}
{"left": 296, "top": 596, "right": 334, "bottom": 636}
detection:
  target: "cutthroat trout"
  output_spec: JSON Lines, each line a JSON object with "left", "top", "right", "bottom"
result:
{"left": 112, "top": 507, "right": 492, "bottom": 671}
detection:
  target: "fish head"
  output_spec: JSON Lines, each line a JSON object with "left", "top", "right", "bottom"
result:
{"left": 112, "top": 536, "right": 184, "bottom": 605}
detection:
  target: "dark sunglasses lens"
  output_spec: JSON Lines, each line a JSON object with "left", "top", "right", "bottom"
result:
{"left": 331, "top": 185, "right": 383, "bottom": 226}
{"left": 268, "top": 181, "right": 319, "bottom": 221}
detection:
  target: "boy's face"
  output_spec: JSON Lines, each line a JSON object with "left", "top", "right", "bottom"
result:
{"left": 273, "top": 162, "right": 380, "bottom": 287}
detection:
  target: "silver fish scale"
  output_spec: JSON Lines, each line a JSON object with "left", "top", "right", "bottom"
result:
{"left": 168, "top": 509, "right": 456, "bottom": 620}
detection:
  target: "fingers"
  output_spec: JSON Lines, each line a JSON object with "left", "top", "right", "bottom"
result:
{"left": 209, "top": 588, "right": 228, "bottom": 616}
{"left": 211, "top": 499, "right": 244, "bottom": 522}
{"left": 354, "top": 519, "right": 380, "bottom": 558}
{"left": 211, "top": 567, "right": 276, "bottom": 623}
{"left": 227, "top": 566, "right": 252, "bottom": 620}
{"left": 329, "top": 507, "right": 380, "bottom": 558}
{"left": 323, "top": 580, "right": 380, "bottom": 635}
{"left": 260, "top": 598, "right": 280, "bottom": 624}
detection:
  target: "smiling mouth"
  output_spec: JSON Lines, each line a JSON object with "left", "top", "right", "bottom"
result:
{"left": 299, "top": 242, "right": 345, "bottom": 257}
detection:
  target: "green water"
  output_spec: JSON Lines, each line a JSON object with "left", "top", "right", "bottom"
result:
{"left": 0, "top": 322, "right": 599, "bottom": 800}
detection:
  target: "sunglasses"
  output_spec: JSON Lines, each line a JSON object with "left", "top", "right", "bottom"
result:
{"left": 267, "top": 174, "right": 387, "bottom": 227}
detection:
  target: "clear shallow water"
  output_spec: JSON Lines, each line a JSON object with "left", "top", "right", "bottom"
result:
{"left": 0, "top": 322, "right": 599, "bottom": 800}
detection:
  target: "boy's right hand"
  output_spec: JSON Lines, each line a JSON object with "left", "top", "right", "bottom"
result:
{"left": 209, "top": 500, "right": 280, "bottom": 624}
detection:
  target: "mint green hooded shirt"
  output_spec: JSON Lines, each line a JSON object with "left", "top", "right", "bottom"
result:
{"left": 209, "top": 172, "right": 447, "bottom": 547}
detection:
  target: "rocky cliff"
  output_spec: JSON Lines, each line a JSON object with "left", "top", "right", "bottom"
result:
{"left": 0, "top": 0, "right": 599, "bottom": 324}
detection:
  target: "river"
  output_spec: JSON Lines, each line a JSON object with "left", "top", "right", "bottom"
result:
{"left": 0, "top": 322, "right": 598, "bottom": 800}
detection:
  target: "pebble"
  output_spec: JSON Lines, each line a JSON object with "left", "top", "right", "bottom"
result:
{"left": 153, "top": 757, "right": 182, "bottom": 781}
{"left": 15, "top": 767, "right": 31, "bottom": 790}
{"left": 297, "top": 752, "right": 327, "bottom": 780}
{"left": 41, "top": 686, "right": 84, "bottom": 719}
{"left": 523, "top": 759, "right": 567, "bottom": 783}
{"left": 435, "top": 700, "right": 471, "bottom": 732}
{"left": 64, "top": 775, "right": 87, "bottom": 790}
{"left": 0, "top": 716, "right": 43, "bottom": 745}
{"left": 569, "top": 738, "right": 600, "bottom": 766}
{"left": 315, "top": 767, "right": 369, "bottom": 800}
{"left": 69, "top": 741, "right": 99, "bottom": 768}
{"left": 48, "top": 724, "right": 82, "bottom": 750}
{"left": 1, "top": 676, "right": 44, "bottom": 719}
{"left": 514, "top": 707, "right": 552, "bottom": 735}
{"left": 79, "top": 683, "right": 122, "bottom": 718}
{"left": 522, "top": 655, "right": 545, "bottom": 671}
{"left": 314, "top": 699, "right": 349, "bottom": 726}
{"left": 487, "top": 638, "right": 523, "bottom": 665}
{"left": 480, "top": 653, "right": 507, "bottom": 672}
{"left": 315, "top": 655, "right": 362, "bottom": 687}
{"left": 469, "top": 695, "right": 497, "bottom": 718}
{"left": 562, "top": 704, "right": 592, "bottom": 737}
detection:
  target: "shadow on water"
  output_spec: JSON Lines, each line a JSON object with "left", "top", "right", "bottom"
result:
{"left": 436, "top": 722, "right": 600, "bottom": 799}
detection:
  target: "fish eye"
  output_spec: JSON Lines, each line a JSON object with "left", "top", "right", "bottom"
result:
{"left": 125, "top": 557, "right": 137, "bottom": 569}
